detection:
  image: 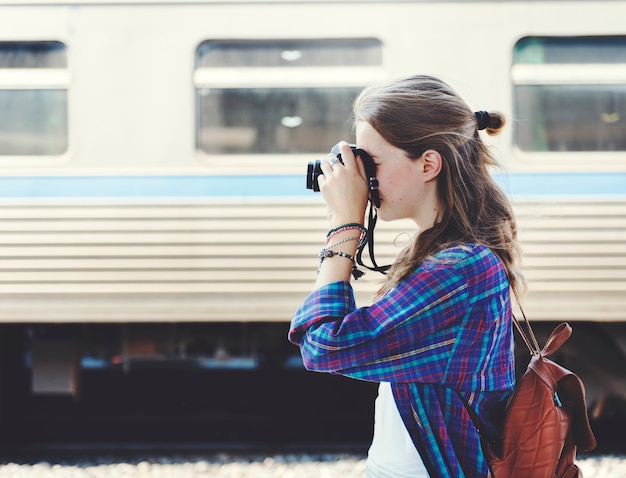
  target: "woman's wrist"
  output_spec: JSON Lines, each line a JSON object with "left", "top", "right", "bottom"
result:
{"left": 330, "top": 217, "right": 365, "bottom": 229}
{"left": 317, "top": 224, "right": 366, "bottom": 282}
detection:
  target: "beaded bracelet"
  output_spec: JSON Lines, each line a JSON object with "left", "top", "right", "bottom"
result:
{"left": 326, "top": 223, "right": 367, "bottom": 247}
{"left": 326, "top": 222, "right": 366, "bottom": 238}
{"left": 318, "top": 247, "right": 365, "bottom": 280}
{"left": 319, "top": 248, "right": 355, "bottom": 263}
{"left": 326, "top": 236, "right": 360, "bottom": 250}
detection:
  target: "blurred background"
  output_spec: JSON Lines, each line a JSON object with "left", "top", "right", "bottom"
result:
{"left": 0, "top": 0, "right": 624, "bottom": 463}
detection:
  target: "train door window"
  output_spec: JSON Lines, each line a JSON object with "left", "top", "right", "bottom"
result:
{"left": 512, "top": 37, "right": 626, "bottom": 152}
{"left": 194, "top": 39, "right": 384, "bottom": 158}
{"left": 0, "top": 41, "right": 69, "bottom": 156}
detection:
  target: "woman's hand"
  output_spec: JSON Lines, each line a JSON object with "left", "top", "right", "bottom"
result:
{"left": 318, "top": 141, "right": 370, "bottom": 227}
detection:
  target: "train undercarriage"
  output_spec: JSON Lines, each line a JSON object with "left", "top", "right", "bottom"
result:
{"left": 0, "top": 321, "right": 623, "bottom": 454}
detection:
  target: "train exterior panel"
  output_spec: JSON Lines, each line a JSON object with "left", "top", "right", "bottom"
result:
{"left": 0, "top": 1, "right": 624, "bottom": 416}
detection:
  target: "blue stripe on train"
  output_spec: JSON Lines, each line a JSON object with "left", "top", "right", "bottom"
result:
{"left": 0, "top": 173, "right": 624, "bottom": 198}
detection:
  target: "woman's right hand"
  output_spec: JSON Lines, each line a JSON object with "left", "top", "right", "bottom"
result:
{"left": 318, "top": 141, "right": 369, "bottom": 228}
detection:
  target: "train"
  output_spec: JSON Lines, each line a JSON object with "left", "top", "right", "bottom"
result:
{"left": 0, "top": 0, "right": 624, "bottom": 448}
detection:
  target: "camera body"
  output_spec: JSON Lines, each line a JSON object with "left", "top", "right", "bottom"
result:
{"left": 306, "top": 143, "right": 380, "bottom": 207}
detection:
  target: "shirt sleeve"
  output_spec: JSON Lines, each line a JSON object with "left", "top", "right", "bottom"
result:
{"left": 288, "top": 259, "right": 470, "bottom": 384}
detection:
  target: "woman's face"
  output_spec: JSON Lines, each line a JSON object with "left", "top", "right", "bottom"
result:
{"left": 355, "top": 121, "right": 436, "bottom": 226}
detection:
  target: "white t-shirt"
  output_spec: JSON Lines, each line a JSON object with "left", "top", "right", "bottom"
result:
{"left": 366, "top": 382, "right": 429, "bottom": 478}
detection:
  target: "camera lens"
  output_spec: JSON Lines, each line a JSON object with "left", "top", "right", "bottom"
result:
{"left": 306, "top": 160, "right": 323, "bottom": 192}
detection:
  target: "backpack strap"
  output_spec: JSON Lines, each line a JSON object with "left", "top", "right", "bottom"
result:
{"left": 525, "top": 324, "right": 573, "bottom": 388}
{"left": 540, "top": 322, "right": 572, "bottom": 357}
{"left": 511, "top": 292, "right": 541, "bottom": 356}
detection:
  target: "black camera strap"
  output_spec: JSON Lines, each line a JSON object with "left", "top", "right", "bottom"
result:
{"left": 355, "top": 203, "right": 391, "bottom": 276}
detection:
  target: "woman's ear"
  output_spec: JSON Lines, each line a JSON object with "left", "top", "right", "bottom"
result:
{"left": 420, "top": 149, "right": 442, "bottom": 181}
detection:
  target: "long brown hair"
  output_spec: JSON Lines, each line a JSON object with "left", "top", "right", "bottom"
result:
{"left": 353, "top": 75, "right": 526, "bottom": 299}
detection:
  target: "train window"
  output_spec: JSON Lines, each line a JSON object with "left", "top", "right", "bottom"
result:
{"left": 0, "top": 41, "right": 66, "bottom": 68}
{"left": 196, "top": 39, "right": 382, "bottom": 68}
{"left": 514, "top": 37, "right": 626, "bottom": 64}
{"left": 197, "top": 87, "right": 361, "bottom": 154}
{"left": 0, "top": 41, "right": 69, "bottom": 156}
{"left": 512, "top": 36, "right": 626, "bottom": 153}
{"left": 194, "top": 39, "right": 383, "bottom": 155}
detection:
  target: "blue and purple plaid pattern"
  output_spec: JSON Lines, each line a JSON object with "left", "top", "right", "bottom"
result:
{"left": 289, "top": 244, "right": 515, "bottom": 478}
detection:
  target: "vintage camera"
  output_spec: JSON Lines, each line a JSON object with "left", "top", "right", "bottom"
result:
{"left": 306, "top": 143, "right": 380, "bottom": 207}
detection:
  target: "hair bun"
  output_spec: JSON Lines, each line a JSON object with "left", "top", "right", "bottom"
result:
{"left": 474, "top": 110, "right": 490, "bottom": 131}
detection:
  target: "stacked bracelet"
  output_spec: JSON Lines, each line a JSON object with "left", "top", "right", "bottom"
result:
{"left": 326, "top": 223, "right": 367, "bottom": 247}
{"left": 317, "top": 223, "right": 368, "bottom": 280}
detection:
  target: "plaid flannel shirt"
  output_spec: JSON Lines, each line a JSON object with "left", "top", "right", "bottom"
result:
{"left": 289, "top": 244, "right": 515, "bottom": 478}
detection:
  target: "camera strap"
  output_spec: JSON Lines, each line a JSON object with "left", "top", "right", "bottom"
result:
{"left": 355, "top": 203, "right": 391, "bottom": 276}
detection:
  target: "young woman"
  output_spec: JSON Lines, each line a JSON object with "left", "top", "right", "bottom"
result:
{"left": 289, "top": 75, "right": 525, "bottom": 478}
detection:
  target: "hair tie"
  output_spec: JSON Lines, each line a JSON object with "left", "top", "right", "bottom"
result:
{"left": 475, "top": 110, "right": 490, "bottom": 131}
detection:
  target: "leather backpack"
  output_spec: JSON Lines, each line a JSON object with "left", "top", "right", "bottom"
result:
{"left": 463, "top": 319, "right": 597, "bottom": 477}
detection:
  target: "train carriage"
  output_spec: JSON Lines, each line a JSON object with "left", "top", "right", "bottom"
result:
{"left": 0, "top": 0, "right": 624, "bottom": 448}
